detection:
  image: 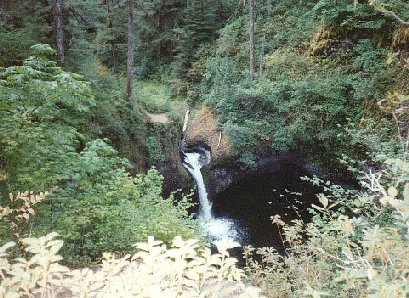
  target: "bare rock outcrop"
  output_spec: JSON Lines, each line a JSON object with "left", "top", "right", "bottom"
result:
{"left": 184, "top": 106, "right": 230, "bottom": 163}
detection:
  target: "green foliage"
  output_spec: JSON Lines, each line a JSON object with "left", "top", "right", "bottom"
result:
{"left": 200, "top": 56, "right": 242, "bottom": 104}
{"left": 336, "top": 118, "right": 400, "bottom": 171}
{"left": 70, "top": 55, "right": 149, "bottom": 167}
{"left": 312, "top": 0, "right": 384, "bottom": 28}
{"left": 20, "top": 136, "right": 199, "bottom": 265}
{"left": 368, "top": 0, "right": 409, "bottom": 25}
{"left": 0, "top": 45, "right": 95, "bottom": 191}
{"left": 171, "top": 0, "right": 238, "bottom": 87}
{"left": 173, "top": 0, "right": 406, "bottom": 168}
{"left": 136, "top": 80, "right": 173, "bottom": 113}
{"left": 0, "top": 1, "right": 53, "bottom": 67}
{"left": 245, "top": 160, "right": 409, "bottom": 297}
{"left": 172, "top": 0, "right": 218, "bottom": 79}
{"left": 259, "top": 0, "right": 317, "bottom": 50}
{"left": 347, "top": 40, "right": 393, "bottom": 105}
{"left": 146, "top": 135, "right": 166, "bottom": 164}
{"left": 0, "top": 47, "right": 199, "bottom": 267}
{"left": 135, "top": 0, "right": 185, "bottom": 77}
{"left": 204, "top": 55, "right": 354, "bottom": 159}
{"left": 0, "top": 233, "right": 260, "bottom": 297}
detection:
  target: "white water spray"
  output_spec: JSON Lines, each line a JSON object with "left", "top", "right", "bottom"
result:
{"left": 183, "top": 152, "right": 213, "bottom": 221}
{"left": 183, "top": 150, "right": 240, "bottom": 242}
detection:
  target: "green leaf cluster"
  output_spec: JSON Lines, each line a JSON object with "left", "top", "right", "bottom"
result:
{"left": 0, "top": 45, "right": 95, "bottom": 191}
{"left": 34, "top": 164, "right": 199, "bottom": 265}
{"left": 245, "top": 159, "right": 409, "bottom": 297}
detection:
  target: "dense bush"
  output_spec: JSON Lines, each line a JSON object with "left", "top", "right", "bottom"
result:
{"left": 244, "top": 158, "right": 409, "bottom": 296}
{"left": 0, "top": 1, "right": 53, "bottom": 67}
{"left": 34, "top": 163, "right": 199, "bottom": 265}
{"left": 0, "top": 44, "right": 95, "bottom": 192}
{"left": 202, "top": 60, "right": 354, "bottom": 164}
{"left": 0, "top": 233, "right": 261, "bottom": 297}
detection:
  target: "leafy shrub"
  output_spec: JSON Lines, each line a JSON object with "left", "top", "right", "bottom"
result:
{"left": 146, "top": 135, "right": 166, "bottom": 165}
{"left": 0, "top": 2, "right": 53, "bottom": 67}
{"left": 0, "top": 191, "right": 47, "bottom": 252}
{"left": 29, "top": 141, "right": 199, "bottom": 265}
{"left": 0, "top": 233, "right": 261, "bottom": 297}
{"left": 135, "top": 80, "right": 173, "bottom": 113}
{"left": 244, "top": 160, "right": 409, "bottom": 297}
{"left": 0, "top": 44, "right": 95, "bottom": 192}
{"left": 0, "top": 144, "right": 199, "bottom": 279}
{"left": 208, "top": 61, "right": 353, "bottom": 158}
{"left": 0, "top": 46, "right": 200, "bottom": 267}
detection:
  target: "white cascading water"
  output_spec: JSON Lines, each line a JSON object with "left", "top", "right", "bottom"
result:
{"left": 183, "top": 150, "right": 239, "bottom": 243}
{"left": 183, "top": 152, "right": 213, "bottom": 221}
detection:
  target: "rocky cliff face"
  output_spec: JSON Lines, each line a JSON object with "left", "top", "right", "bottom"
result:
{"left": 184, "top": 106, "right": 230, "bottom": 164}
{"left": 183, "top": 106, "right": 283, "bottom": 196}
{"left": 202, "top": 152, "right": 302, "bottom": 197}
{"left": 175, "top": 106, "right": 344, "bottom": 198}
{"left": 157, "top": 152, "right": 191, "bottom": 198}
{"left": 147, "top": 121, "right": 192, "bottom": 198}
{"left": 181, "top": 106, "right": 238, "bottom": 195}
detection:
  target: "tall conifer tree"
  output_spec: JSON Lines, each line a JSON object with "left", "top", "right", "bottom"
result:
{"left": 249, "top": 0, "right": 255, "bottom": 80}
{"left": 54, "top": 0, "right": 64, "bottom": 65}
{"left": 126, "top": 0, "right": 135, "bottom": 102}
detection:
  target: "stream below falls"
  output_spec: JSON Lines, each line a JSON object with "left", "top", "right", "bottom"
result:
{"left": 182, "top": 150, "right": 245, "bottom": 243}
{"left": 182, "top": 149, "right": 322, "bottom": 251}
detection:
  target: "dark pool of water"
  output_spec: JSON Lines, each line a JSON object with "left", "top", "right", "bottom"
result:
{"left": 211, "top": 159, "right": 321, "bottom": 252}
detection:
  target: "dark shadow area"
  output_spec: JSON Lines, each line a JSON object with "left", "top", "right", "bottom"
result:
{"left": 212, "top": 158, "right": 322, "bottom": 253}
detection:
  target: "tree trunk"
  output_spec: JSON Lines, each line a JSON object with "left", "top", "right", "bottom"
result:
{"left": 54, "top": 0, "right": 64, "bottom": 65}
{"left": 258, "top": 35, "right": 265, "bottom": 79}
{"left": 249, "top": 0, "right": 255, "bottom": 80}
{"left": 125, "top": 0, "right": 135, "bottom": 102}
{"left": 107, "top": 0, "right": 118, "bottom": 74}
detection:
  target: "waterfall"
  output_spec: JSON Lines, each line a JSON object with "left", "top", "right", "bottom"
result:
{"left": 182, "top": 152, "right": 213, "bottom": 221}
{"left": 183, "top": 149, "right": 241, "bottom": 243}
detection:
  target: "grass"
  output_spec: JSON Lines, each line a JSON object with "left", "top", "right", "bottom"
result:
{"left": 135, "top": 80, "right": 182, "bottom": 113}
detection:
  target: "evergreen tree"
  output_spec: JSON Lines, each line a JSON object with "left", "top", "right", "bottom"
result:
{"left": 135, "top": 0, "right": 184, "bottom": 77}
{"left": 249, "top": 0, "right": 255, "bottom": 80}
{"left": 54, "top": 0, "right": 65, "bottom": 65}
{"left": 0, "top": 0, "right": 53, "bottom": 66}
{"left": 126, "top": 0, "right": 136, "bottom": 101}
{"left": 172, "top": 0, "right": 219, "bottom": 80}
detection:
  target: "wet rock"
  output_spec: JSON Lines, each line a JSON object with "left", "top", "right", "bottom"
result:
{"left": 157, "top": 160, "right": 191, "bottom": 198}
{"left": 204, "top": 166, "right": 237, "bottom": 195}
{"left": 203, "top": 152, "right": 303, "bottom": 197}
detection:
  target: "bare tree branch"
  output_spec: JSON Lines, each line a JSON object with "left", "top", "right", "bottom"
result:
{"left": 369, "top": 0, "right": 409, "bottom": 26}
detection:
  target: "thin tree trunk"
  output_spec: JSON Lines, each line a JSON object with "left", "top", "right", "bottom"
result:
{"left": 107, "top": 0, "right": 118, "bottom": 74}
{"left": 258, "top": 35, "right": 265, "bottom": 79}
{"left": 126, "top": 0, "right": 135, "bottom": 102}
{"left": 112, "top": 44, "right": 118, "bottom": 74}
{"left": 249, "top": 0, "right": 255, "bottom": 80}
{"left": 54, "top": 0, "right": 64, "bottom": 65}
